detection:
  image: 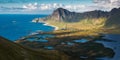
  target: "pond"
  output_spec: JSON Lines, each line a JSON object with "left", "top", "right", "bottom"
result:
{"left": 74, "top": 39, "right": 88, "bottom": 43}
{"left": 44, "top": 46, "right": 54, "bottom": 50}
{"left": 26, "top": 34, "right": 54, "bottom": 42}
{"left": 67, "top": 42, "right": 74, "bottom": 46}
{"left": 28, "top": 38, "right": 48, "bottom": 43}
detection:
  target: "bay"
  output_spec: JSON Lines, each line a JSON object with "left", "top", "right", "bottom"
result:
{"left": 0, "top": 14, "right": 54, "bottom": 41}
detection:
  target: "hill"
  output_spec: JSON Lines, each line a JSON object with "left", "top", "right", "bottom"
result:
{"left": 105, "top": 8, "right": 120, "bottom": 28}
{"left": 33, "top": 7, "right": 120, "bottom": 31}
{"left": 41, "top": 8, "right": 109, "bottom": 22}
{"left": 0, "top": 36, "right": 69, "bottom": 60}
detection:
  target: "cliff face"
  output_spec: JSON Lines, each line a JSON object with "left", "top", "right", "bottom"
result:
{"left": 105, "top": 8, "right": 120, "bottom": 27}
{"left": 51, "top": 8, "right": 71, "bottom": 21}
{"left": 82, "top": 10, "right": 109, "bottom": 18}
{"left": 47, "top": 8, "right": 109, "bottom": 22}
{"left": 50, "top": 8, "right": 80, "bottom": 22}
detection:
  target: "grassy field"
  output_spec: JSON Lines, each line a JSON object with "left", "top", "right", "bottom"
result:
{"left": 33, "top": 17, "right": 109, "bottom": 38}
{"left": 39, "top": 17, "right": 120, "bottom": 34}
{"left": 43, "top": 18, "right": 107, "bottom": 30}
{"left": 0, "top": 36, "right": 69, "bottom": 60}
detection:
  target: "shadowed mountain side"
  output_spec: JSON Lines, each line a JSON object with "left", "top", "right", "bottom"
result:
{"left": 0, "top": 36, "right": 69, "bottom": 60}
{"left": 105, "top": 8, "right": 120, "bottom": 28}
{"left": 42, "top": 8, "right": 109, "bottom": 22}
{"left": 33, "top": 7, "right": 120, "bottom": 29}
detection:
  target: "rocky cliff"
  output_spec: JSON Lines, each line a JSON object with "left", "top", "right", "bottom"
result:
{"left": 42, "top": 8, "right": 109, "bottom": 22}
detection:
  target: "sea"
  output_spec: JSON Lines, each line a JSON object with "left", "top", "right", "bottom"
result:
{"left": 0, "top": 14, "right": 54, "bottom": 41}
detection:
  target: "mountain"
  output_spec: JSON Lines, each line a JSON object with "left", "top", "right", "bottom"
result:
{"left": 34, "top": 7, "right": 120, "bottom": 29}
{"left": 44, "top": 8, "right": 109, "bottom": 22}
{"left": 0, "top": 36, "right": 69, "bottom": 60}
{"left": 50, "top": 8, "right": 80, "bottom": 22}
{"left": 105, "top": 8, "right": 120, "bottom": 27}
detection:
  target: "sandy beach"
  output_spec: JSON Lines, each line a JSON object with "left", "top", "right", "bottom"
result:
{"left": 43, "top": 22, "right": 59, "bottom": 30}
{"left": 32, "top": 20, "right": 59, "bottom": 30}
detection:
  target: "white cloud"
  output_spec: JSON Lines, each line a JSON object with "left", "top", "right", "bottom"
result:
{"left": 21, "top": 1, "right": 120, "bottom": 13}
{"left": 93, "top": 0, "right": 120, "bottom": 11}
{"left": 22, "top": 3, "right": 91, "bottom": 12}
{"left": 39, "top": 3, "right": 64, "bottom": 10}
{"left": 23, "top": 3, "right": 37, "bottom": 9}
{"left": 1, "top": 1, "right": 120, "bottom": 14}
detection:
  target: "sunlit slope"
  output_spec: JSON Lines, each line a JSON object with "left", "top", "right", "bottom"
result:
{"left": 43, "top": 18, "right": 107, "bottom": 30}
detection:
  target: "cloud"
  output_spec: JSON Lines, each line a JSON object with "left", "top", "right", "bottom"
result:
{"left": 22, "top": 1, "right": 120, "bottom": 13}
{"left": 1, "top": 1, "right": 120, "bottom": 14}
{"left": 93, "top": 0, "right": 120, "bottom": 11}
{"left": 23, "top": 3, "right": 37, "bottom": 9}
{"left": 0, "top": 6, "right": 25, "bottom": 11}
{"left": 22, "top": 3, "right": 63, "bottom": 10}
{"left": 22, "top": 3, "right": 92, "bottom": 12}
{"left": 0, "top": 6, "right": 28, "bottom": 13}
{"left": 0, "top": 0, "right": 39, "bottom": 3}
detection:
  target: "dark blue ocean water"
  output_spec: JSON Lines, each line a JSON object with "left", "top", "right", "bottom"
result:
{"left": 0, "top": 14, "right": 54, "bottom": 41}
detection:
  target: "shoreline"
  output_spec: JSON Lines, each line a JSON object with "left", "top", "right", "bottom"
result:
{"left": 32, "top": 20, "right": 59, "bottom": 30}
{"left": 43, "top": 22, "right": 59, "bottom": 30}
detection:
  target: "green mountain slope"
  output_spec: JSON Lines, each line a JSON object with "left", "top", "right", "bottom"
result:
{"left": 0, "top": 36, "right": 69, "bottom": 60}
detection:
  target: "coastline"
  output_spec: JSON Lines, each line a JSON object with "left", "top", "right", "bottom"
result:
{"left": 32, "top": 20, "right": 59, "bottom": 30}
{"left": 43, "top": 22, "right": 59, "bottom": 30}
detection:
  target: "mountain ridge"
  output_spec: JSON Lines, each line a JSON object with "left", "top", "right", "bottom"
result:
{"left": 43, "top": 8, "right": 110, "bottom": 22}
{"left": 33, "top": 7, "right": 120, "bottom": 30}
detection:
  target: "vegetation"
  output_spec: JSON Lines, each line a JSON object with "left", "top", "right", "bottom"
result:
{"left": 15, "top": 17, "right": 116, "bottom": 60}
{"left": 0, "top": 36, "right": 69, "bottom": 60}
{"left": 1, "top": 7, "right": 120, "bottom": 60}
{"left": 39, "top": 17, "right": 107, "bottom": 30}
{"left": 16, "top": 29, "right": 115, "bottom": 60}
{"left": 34, "top": 17, "right": 120, "bottom": 34}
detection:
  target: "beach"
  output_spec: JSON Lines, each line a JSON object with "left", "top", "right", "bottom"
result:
{"left": 32, "top": 20, "right": 59, "bottom": 30}
{"left": 43, "top": 23, "right": 59, "bottom": 30}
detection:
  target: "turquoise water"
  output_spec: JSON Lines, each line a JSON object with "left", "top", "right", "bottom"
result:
{"left": 44, "top": 46, "right": 54, "bottom": 50}
{"left": 67, "top": 42, "right": 74, "bottom": 46}
{"left": 0, "top": 14, "right": 54, "bottom": 41}
{"left": 26, "top": 34, "right": 54, "bottom": 42}
{"left": 74, "top": 39, "right": 88, "bottom": 43}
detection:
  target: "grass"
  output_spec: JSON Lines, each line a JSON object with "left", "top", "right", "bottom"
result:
{"left": 0, "top": 36, "right": 69, "bottom": 60}
{"left": 34, "top": 17, "right": 120, "bottom": 34}
{"left": 33, "top": 18, "right": 108, "bottom": 41}
{"left": 52, "top": 30, "right": 99, "bottom": 37}
{"left": 43, "top": 17, "right": 107, "bottom": 30}
{"left": 40, "top": 18, "right": 107, "bottom": 38}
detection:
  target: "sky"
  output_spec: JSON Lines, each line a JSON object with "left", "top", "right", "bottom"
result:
{"left": 0, "top": 0, "right": 120, "bottom": 14}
